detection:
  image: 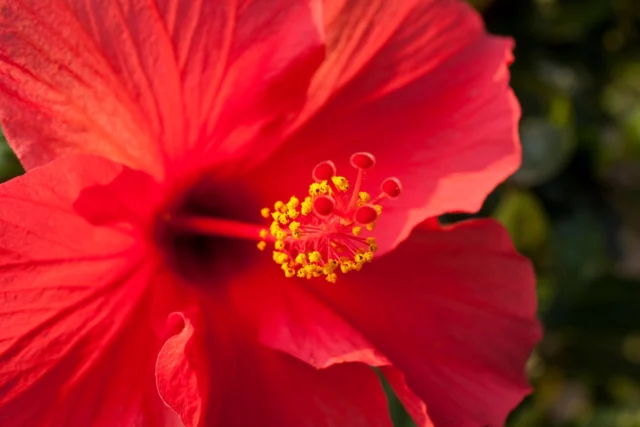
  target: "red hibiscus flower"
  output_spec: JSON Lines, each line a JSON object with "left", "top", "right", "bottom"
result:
{"left": 0, "top": 0, "right": 541, "bottom": 426}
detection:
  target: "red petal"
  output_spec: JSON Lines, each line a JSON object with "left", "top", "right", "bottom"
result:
{"left": 227, "top": 266, "right": 390, "bottom": 369}
{"left": 156, "top": 312, "right": 209, "bottom": 427}
{"left": 382, "top": 367, "right": 434, "bottom": 427}
{"left": 155, "top": 303, "right": 394, "bottom": 427}
{"left": 307, "top": 220, "right": 541, "bottom": 427}
{"left": 249, "top": 0, "right": 520, "bottom": 253}
{"left": 0, "top": 155, "right": 171, "bottom": 426}
{"left": 0, "top": 0, "right": 324, "bottom": 176}
{"left": 219, "top": 348, "right": 394, "bottom": 427}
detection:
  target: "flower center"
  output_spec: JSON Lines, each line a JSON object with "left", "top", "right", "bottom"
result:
{"left": 258, "top": 152, "right": 402, "bottom": 282}
{"left": 155, "top": 177, "right": 264, "bottom": 285}
{"left": 159, "top": 153, "right": 400, "bottom": 284}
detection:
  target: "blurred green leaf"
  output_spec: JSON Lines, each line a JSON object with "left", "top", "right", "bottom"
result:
{"left": 0, "top": 127, "right": 23, "bottom": 182}
{"left": 512, "top": 116, "right": 576, "bottom": 187}
{"left": 494, "top": 189, "right": 550, "bottom": 252}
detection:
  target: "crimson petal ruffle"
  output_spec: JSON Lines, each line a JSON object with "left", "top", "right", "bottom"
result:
{"left": 155, "top": 305, "right": 395, "bottom": 427}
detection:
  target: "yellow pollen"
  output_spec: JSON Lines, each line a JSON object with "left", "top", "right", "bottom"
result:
{"left": 273, "top": 251, "right": 289, "bottom": 264}
{"left": 259, "top": 229, "right": 269, "bottom": 239}
{"left": 260, "top": 208, "right": 271, "bottom": 218}
{"left": 290, "top": 223, "right": 301, "bottom": 238}
{"left": 340, "top": 261, "right": 354, "bottom": 274}
{"left": 331, "top": 176, "right": 349, "bottom": 191}
{"left": 295, "top": 254, "right": 307, "bottom": 264}
{"left": 309, "top": 182, "right": 328, "bottom": 196}
{"left": 288, "top": 208, "right": 299, "bottom": 219}
{"left": 358, "top": 192, "right": 370, "bottom": 203}
{"left": 274, "top": 201, "right": 285, "bottom": 211}
{"left": 308, "top": 251, "right": 322, "bottom": 263}
{"left": 283, "top": 264, "right": 296, "bottom": 278}
{"left": 352, "top": 226, "right": 362, "bottom": 237}
{"left": 326, "top": 273, "right": 337, "bottom": 283}
{"left": 301, "top": 197, "right": 313, "bottom": 216}
{"left": 257, "top": 241, "right": 267, "bottom": 251}
{"left": 287, "top": 196, "right": 299, "bottom": 209}
{"left": 275, "top": 240, "right": 286, "bottom": 250}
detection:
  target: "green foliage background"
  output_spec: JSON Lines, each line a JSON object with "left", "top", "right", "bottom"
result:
{"left": 0, "top": 0, "right": 639, "bottom": 426}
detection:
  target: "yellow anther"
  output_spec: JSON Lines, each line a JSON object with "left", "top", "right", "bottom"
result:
{"left": 331, "top": 176, "right": 349, "bottom": 191}
{"left": 366, "top": 237, "right": 376, "bottom": 245}
{"left": 352, "top": 226, "right": 362, "bottom": 237}
{"left": 369, "top": 243, "right": 378, "bottom": 253}
{"left": 275, "top": 230, "right": 286, "bottom": 241}
{"left": 270, "top": 222, "right": 280, "bottom": 236}
{"left": 366, "top": 223, "right": 375, "bottom": 231}
{"left": 288, "top": 208, "right": 299, "bottom": 219}
{"left": 289, "top": 221, "right": 301, "bottom": 238}
{"left": 260, "top": 208, "right": 271, "bottom": 218}
{"left": 353, "top": 262, "right": 363, "bottom": 271}
{"left": 308, "top": 251, "right": 322, "bottom": 263}
{"left": 273, "top": 251, "right": 288, "bottom": 264}
{"left": 274, "top": 201, "right": 285, "bottom": 211}
{"left": 286, "top": 196, "right": 299, "bottom": 209}
{"left": 301, "top": 198, "right": 313, "bottom": 216}
{"left": 296, "top": 269, "right": 306, "bottom": 278}
{"left": 282, "top": 265, "right": 296, "bottom": 278}
{"left": 374, "top": 205, "right": 383, "bottom": 214}
{"left": 358, "top": 192, "right": 371, "bottom": 203}
{"left": 271, "top": 212, "right": 281, "bottom": 221}
{"left": 309, "top": 182, "right": 327, "bottom": 196}
{"left": 275, "top": 240, "right": 285, "bottom": 250}
{"left": 363, "top": 251, "right": 374, "bottom": 262}
{"left": 326, "top": 273, "right": 337, "bottom": 283}
{"left": 355, "top": 253, "right": 366, "bottom": 263}
{"left": 257, "top": 241, "right": 267, "bottom": 251}
{"left": 323, "top": 260, "right": 338, "bottom": 275}
{"left": 259, "top": 229, "right": 269, "bottom": 239}
{"left": 295, "top": 254, "right": 307, "bottom": 265}
{"left": 278, "top": 214, "right": 289, "bottom": 225}
{"left": 340, "top": 261, "right": 353, "bottom": 274}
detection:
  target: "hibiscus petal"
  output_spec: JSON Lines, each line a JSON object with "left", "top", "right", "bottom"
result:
{"left": 303, "top": 219, "right": 541, "bottom": 427}
{"left": 156, "top": 312, "right": 208, "bottom": 427}
{"left": 0, "top": 0, "right": 324, "bottom": 176}
{"left": 249, "top": 0, "right": 520, "bottom": 253}
{"left": 156, "top": 305, "right": 394, "bottom": 427}
{"left": 0, "top": 155, "right": 174, "bottom": 426}
{"left": 227, "top": 261, "right": 390, "bottom": 369}
{"left": 382, "top": 367, "right": 434, "bottom": 427}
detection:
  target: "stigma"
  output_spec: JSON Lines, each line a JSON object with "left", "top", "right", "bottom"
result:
{"left": 258, "top": 152, "right": 402, "bottom": 282}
